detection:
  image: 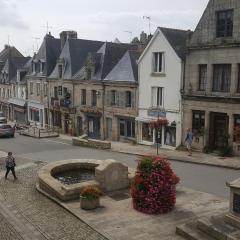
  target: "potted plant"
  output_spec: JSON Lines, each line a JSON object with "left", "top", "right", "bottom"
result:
{"left": 80, "top": 186, "right": 102, "bottom": 210}
{"left": 131, "top": 156, "right": 180, "bottom": 214}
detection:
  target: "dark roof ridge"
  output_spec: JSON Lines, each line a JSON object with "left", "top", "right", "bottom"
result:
{"left": 158, "top": 26, "right": 191, "bottom": 33}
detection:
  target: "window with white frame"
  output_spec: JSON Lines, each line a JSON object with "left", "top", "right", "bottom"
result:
{"left": 43, "top": 83, "right": 48, "bottom": 97}
{"left": 153, "top": 52, "right": 164, "bottom": 73}
{"left": 13, "top": 86, "right": 16, "bottom": 98}
{"left": 36, "top": 83, "right": 40, "bottom": 96}
{"left": 152, "top": 87, "right": 164, "bottom": 108}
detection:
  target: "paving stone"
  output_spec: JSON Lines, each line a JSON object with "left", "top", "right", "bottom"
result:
{"left": 0, "top": 164, "right": 107, "bottom": 240}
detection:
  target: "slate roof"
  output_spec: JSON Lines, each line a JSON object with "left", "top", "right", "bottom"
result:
{"left": 50, "top": 38, "right": 103, "bottom": 79}
{"left": 159, "top": 27, "right": 189, "bottom": 60}
{"left": 0, "top": 46, "right": 23, "bottom": 62}
{"left": 0, "top": 56, "right": 31, "bottom": 83}
{"left": 104, "top": 50, "right": 140, "bottom": 82}
{"left": 93, "top": 42, "right": 138, "bottom": 80}
{"left": 30, "top": 34, "right": 61, "bottom": 77}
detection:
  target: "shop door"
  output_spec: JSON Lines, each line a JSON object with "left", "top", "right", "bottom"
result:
{"left": 106, "top": 118, "right": 112, "bottom": 140}
{"left": 212, "top": 113, "right": 229, "bottom": 149}
{"left": 77, "top": 116, "right": 83, "bottom": 136}
{"left": 64, "top": 113, "right": 70, "bottom": 134}
{"left": 15, "top": 111, "right": 26, "bottom": 124}
{"left": 88, "top": 117, "right": 100, "bottom": 139}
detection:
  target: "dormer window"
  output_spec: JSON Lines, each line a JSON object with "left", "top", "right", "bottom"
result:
{"left": 86, "top": 68, "right": 91, "bottom": 80}
{"left": 40, "top": 61, "right": 45, "bottom": 73}
{"left": 58, "top": 64, "right": 63, "bottom": 79}
{"left": 32, "top": 62, "right": 35, "bottom": 73}
{"left": 216, "top": 9, "right": 233, "bottom": 38}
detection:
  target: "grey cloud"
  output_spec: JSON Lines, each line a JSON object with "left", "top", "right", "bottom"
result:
{"left": 0, "top": 0, "right": 29, "bottom": 29}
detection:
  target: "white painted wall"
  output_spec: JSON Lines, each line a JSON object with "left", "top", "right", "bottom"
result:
{"left": 137, "top": 29, "right": 183, "bottom": 147}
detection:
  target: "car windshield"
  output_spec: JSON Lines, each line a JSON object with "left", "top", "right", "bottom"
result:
{"left": 0, "top": 113, "right": 5, "bottom": 118}
{"left": 0, "top": 125, "right": 12, "bottom": 129}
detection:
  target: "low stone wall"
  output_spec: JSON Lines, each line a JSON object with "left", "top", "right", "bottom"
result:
{"left": 37, "top": 159, "right": 102, "bottom": 202}
{"left": 37, "top": 159, "right": 133, "bottom": 202}
{"left": 95, "top": 159, "right": 129, "bottom": 192}
{"left": 72, "top": 137, "right": 111, "bottom": 150}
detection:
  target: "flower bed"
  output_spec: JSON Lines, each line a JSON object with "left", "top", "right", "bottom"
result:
{"left": 131, "top": 156, "right": 180, "bottom": 214}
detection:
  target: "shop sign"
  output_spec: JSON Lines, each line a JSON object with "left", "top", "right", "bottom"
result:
{"left": 148, "top": 109, "right": 166, "bottom": 118}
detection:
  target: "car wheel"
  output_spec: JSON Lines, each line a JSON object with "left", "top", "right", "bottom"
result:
{"left": 11, "top": 134, "right": 14, "bottom": 138}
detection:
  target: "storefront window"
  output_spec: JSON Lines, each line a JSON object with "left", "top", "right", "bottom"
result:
{"left": 192, "top": 111, "right": 205, "bottom": 134}
{"left": 142, "top": 123, "right": 153, "bottom": 142}
{"left": 119, "top": 119, "right": 135, "bottom": 138}
{"left": 126, "top": 121, "right": 135, "bottom": 138}
{"left": 234, "top": 115, "right": 240, "bottom": 143}
{"left": 165, "top": 126, "right": 176, "bottom": 147}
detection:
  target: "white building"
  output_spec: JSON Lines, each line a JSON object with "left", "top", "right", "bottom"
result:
{"left": 136, "top": 27, "right": 189, "bottom": 148}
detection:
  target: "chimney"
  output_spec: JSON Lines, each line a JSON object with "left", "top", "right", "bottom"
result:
{"left": 140, "top": 31, "right": 148, "bottom": 44}
{"left": 60, "top": 31, "right": 78, "bottom": 49}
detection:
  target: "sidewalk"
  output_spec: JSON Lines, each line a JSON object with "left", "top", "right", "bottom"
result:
{"left": 57, "top": 134, "right": 240, "bottom": 169}
{"left": 111, "top": 141, "right": 240, "bottom": 170}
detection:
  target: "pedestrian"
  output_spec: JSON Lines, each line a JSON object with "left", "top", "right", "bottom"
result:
{"left": 185, "top": 128, "right": 193, "bottom": 156}
{"left": 5, "top": 152, "right": 17, "bottom": 180}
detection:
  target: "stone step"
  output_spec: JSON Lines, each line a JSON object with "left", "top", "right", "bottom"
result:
{"left": 197, "top": 215, "right": 240, "bottom": 240}
{"left": 176, "top": 222, "right": 215, "bottom": 240}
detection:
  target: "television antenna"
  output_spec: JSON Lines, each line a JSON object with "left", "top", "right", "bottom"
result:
{"left": 7, "top": 35, "right": 10, "bottom": 45}
{"left": 143, "top": 16, "right": 151, "bottom": 35}
{"left": 124, "top": 31, "right": 133, "bottom": 43}
{"left": 32, "top": 37, "right": 40, "bottom": 51}
{"left": 41, "top": 22, "right": 52, "bottom": 34}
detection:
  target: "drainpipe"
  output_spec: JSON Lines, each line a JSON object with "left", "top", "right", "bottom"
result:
{"left": 72, "top": 80, "right": 75, "bottom": 136}
{"left": 102, "top": 81, "right": 105, "bottom": 140}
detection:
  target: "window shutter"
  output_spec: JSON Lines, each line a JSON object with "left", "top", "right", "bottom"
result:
{"left": 131, "top": 91, "right": 135, "bottom": 108}
{"left": 116, "top": 91, "right": 120, "bottom": 106}
{"left": 162, "top": 53, "right": 165, "bottom": 73}
{"left": 106, "top": 91, "right": 111, "bottom": 107}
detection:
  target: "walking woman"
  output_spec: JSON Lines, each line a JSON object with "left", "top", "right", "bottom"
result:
{"left": 5, "top": 152, "right": 17, "bottom": 180}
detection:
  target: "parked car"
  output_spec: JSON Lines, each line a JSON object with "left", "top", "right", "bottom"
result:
{"left": 0, "top": 124, "right": 15, "bottom": 137}
{"left": 0, "top": 112, "right": 7, "bottom": 124}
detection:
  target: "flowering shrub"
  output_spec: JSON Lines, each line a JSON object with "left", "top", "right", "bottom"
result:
{"left": 131, "top": 156, "right": 180, "bottom": 214}
{"left": 80, "top": 186, "right": 102, "bottom": 200}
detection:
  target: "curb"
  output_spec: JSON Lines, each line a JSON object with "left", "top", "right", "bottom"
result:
{"left": 110, "top": 149, "right": 240, "bottom": 170}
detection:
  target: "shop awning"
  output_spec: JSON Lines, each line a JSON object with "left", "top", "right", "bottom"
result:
{"left": 136, "top": 116, "right": 167, "bottom": 122}
{"left": 8, "top": 98, "right": 26, "bottom": 107}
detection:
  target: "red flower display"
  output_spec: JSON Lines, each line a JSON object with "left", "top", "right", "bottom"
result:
{"left": 131, "top": 156, "right": 180, "bottom": 215}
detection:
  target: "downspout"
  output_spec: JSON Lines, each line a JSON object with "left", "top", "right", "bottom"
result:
{"left": 181, "top": 60, "right": 186, "bottom": 146}
{"left": 102, "top": 80, "right": 105, "bottom": 140}
{"left": 72, "top": 80, "right": 75, "bottom": 136}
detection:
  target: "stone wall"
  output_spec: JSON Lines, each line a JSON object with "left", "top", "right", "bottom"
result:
{"left": 189, "top": 0, "right": 240, "bottom": 47}
{"left": 72, "top": 137, "right": 111, "bottom": 150}
{"left": 95, "top": 159, "right": 129, "bottom": 192}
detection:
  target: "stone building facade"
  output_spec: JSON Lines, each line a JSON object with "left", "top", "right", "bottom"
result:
{"left": 0, "top": 45, "right": 30, "bottom": 122}
{"left": 26, "top": 33, "right": 61, "bottom": 128}
{"left": 48, "top": 32, "right": 140, "bottom": 140}
{"left": 183, "top": 0, "right": 240, "bottom": 154}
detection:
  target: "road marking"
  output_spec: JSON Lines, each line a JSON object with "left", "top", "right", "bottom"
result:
{"left": 43, "top": 139, "right": 71, "bottom": 146}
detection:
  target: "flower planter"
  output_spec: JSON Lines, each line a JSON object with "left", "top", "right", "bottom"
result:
{"left": 80, "top": 197, "right": 100, "bottom": 210}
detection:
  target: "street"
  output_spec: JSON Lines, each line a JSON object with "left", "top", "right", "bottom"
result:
{"left": 0, "top": 134, "right": 239, "bottom": 198}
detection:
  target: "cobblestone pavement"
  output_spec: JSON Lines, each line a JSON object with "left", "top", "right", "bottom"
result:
{"left": 0, "top": 211, "right": 24, "bottom": 240}
{"left": 0, "top": 163, "right": 107, "bottom": 240}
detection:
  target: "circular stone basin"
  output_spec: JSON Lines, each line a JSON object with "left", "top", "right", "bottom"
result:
{"left": 54, "top": 169, "right": 95, "bottom": 185}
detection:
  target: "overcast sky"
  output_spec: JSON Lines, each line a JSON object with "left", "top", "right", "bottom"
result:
{"left": 0, "top": 0, "right": 209, "bottom": 56}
